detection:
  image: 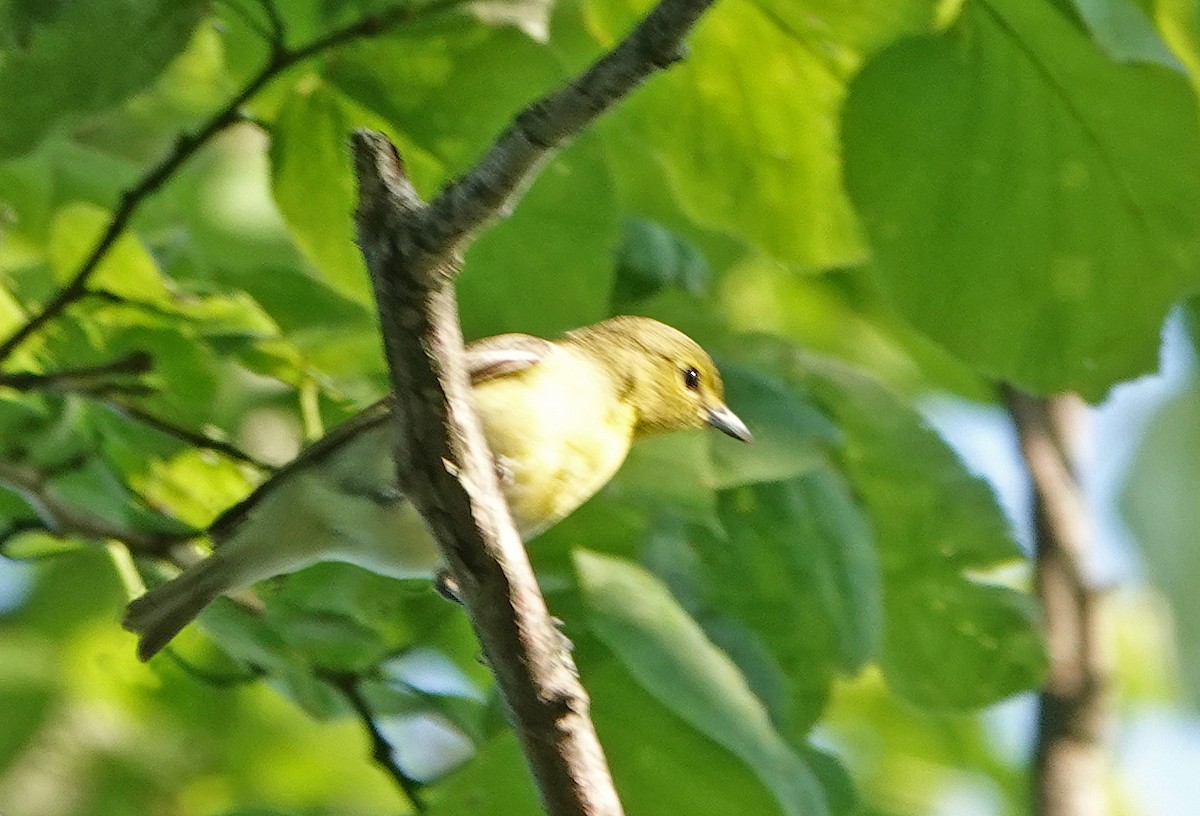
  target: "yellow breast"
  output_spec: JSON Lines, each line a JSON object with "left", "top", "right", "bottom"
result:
{"left": 471, "top": 345, "right": 636, "bottom": 538}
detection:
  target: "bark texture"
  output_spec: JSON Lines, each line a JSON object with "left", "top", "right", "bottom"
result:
{"left": 1005, "top": 389, "right": 1112, "bottom": 816}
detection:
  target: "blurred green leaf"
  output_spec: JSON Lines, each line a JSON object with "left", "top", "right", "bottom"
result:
{"left": 1070, "top": 0, "right": 1184, "bottom": 66}
{"left": 717, "top": 471, "right": 882, "bottom": 676}
{"left": 195, "top": 599, "right": 345, "bottom": 719}
{"left": 1122, "top": 381, "right": 1200, "bottom": 704}
{"left": 458, "top": 134, "right": 619, "bottom": 339}
{"left": 750, "top": 0, "right": 941, "bottom": 56}
{"left": 0, "top": 0, "right": 206, "bottom": 159}
{"left": 789, "top": 352, "right": 1046, "bottom": 708}
{"left": 843, "top": 0, "right": 1200, "bottom": 397}
{"left": 270, "top": 83, "right": 377, "bottom": 303}
{"left": 686, "top": 469, "right": 880, "bottom": 737}
{"left": 799, "top": 744, "right": 859, "bottom": 816}
{"left": 1156, "top": 0, "right": 1200, "bottom": 95}
{"left": 0, "top": 635, "right": 57, "bottom": 768}
{"left": 709, "top": 362, "right": 837, "bottom": 489}
{"left": 607, "top": 430, "right": 718, "bottom": 530}
{"left": 270, "top": 606, "right": 388, "bottom": 672}
{"left": 576, "top": 550, "right": 830, "bottom": 816}
{"left": 585, "top": 652, "right": 790, "bottom": 816}
{"left": 49, "top": 202, "right": 171, "bottom": 305}
{"left": 612, "top": 218, "right": 710, "bottom": 309}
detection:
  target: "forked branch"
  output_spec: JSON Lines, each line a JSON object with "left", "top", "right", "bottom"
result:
{"left": 351, "top": 1, "right": 717, "bottom": 813}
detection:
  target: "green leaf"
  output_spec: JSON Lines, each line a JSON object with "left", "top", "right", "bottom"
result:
{"left": 1185, "top": 294, "right": 1200, "bottom": 354}
{"left": 427, "top": 732, "right": 542, "bottom": 816}
{"left": 458, "top": 134, "right": 619, "bottom": 338}
{"left": 328, "top": 21, "right": 559, "bottom": 176}
{"left": 799, "top": 744, "right": 860, "bottom": 816}
{"left": 883, "top": 575, "right": 1045, "bottom": 709}
{"left": 576, "top": 550, "right": 830, "bottom": 816}
{"left": 716, "top": 471, "right": 882, "bottom": 678}
{"left": 195, "top": 599, "right": 344, "bottom": 719}
{"left": 750, "top": 0, "right": 941, "bottom": 57}
{"left": 612, "top": 218, "right": 710, "bottom": 309}
{"left": 607, "top": 430, "right": 718, "bottom": 530}
{"left": 1156, "top": 0, "right": 1200, "bottom": 95}
{"left": 326, "top": 21, "right": 623, "bottom": 336}
{"left": 586, "top": 0, "right": 937, "bottom": 267}
{"left": 709, "top": 363, "right": 837, "bottom": 489}
{"left": 586, "top": 653, "right": 790, "bottom": 816}
{"left": 98, "top": 325, "right": 221, "bottom": 427}
{"left": 176, "top": 290, "right": 280, "bottom": 342}
{"left": 0, "top": 0, "right": 206, "bottom": 158}
{"left": 49, "top": 202, "right": 171, "bottom": 305}
{"left": 843, "top": 0, "right": 1200, "bottom": 397}
{"left": 270, "top": 607, "right": 388, "bottom": 672}
{"left": 681, "top": 469, "right": 880, "bottom": 737}
{"left": 0, "top": 636, "right": 58, "bottom": 769}
{"left": 269, "top": 81, "right": 441, "bottom": 303}
{"left": 269, "top": 562, "right": 462, "bottom": 657}
{"left": 789, "top": 353, "right": 1046, "bottom": 708}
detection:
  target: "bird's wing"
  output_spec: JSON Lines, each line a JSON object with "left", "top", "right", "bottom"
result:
{"left": 208, "top": 335, "right": 552, "bottom": 541}
{"left": 465, "top": 333, "right": 553, "bottom": 384}
{"left": 208, "top": 400, "right": 393, "bottom": 541}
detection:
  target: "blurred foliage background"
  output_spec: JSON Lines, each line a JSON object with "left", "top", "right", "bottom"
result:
{"left": 0, "top": 0, "right": 1197, "bottom": 814}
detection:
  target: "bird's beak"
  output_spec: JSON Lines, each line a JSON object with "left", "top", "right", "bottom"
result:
{"left": 706, "top": 404, "right": 753, "bottom": 443}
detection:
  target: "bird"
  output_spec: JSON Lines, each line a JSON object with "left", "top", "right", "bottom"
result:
{"left": 123, "top": 316, "right": 751, "bottom": 661}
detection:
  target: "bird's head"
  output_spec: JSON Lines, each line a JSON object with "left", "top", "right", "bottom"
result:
{"left": 566, "top": 316, "right": 752, "bottom": 443}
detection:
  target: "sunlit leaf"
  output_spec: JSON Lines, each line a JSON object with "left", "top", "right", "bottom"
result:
{"left": 585, "top": 0, "right": 938, "bottom": 267}
{"left": 49, "top": 202, "right": 171, "bottom": 305}
{"left": 844, "top": 0, "right": 1200, "bottom": 397}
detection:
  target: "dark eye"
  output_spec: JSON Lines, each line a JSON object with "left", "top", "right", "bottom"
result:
{"left": 682, "top": 367, "right": 701, "bottom": 390}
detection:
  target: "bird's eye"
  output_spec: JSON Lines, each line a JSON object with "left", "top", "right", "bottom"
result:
{"left": 682, "top": 367, "right": 701, "bottom": 390}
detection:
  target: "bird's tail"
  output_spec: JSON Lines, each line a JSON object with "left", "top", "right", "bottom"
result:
{"left": 123, "top": 554, "right": 234, "bottom": 662}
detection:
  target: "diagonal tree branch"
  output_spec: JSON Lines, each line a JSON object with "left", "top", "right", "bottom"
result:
{"left": 0, "top": 0, "right": 466, "bottom": 365}
{"left": 1003, "top": 387, "right": 1113, "bottom": 816}
{"left": 352, "top": 1, "right": 717, "bottom": 813}
{"left": 0, "top": 350, "right": 153, "bottom": 390}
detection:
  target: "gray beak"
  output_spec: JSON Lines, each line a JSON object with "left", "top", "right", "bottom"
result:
{"left": 706, "top": 404, "right": 753, "bottom": 443}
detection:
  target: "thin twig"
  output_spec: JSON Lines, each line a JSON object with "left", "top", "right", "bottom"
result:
{"left": 1002, "top": 387, "right": 1112, "bottom": 816}
{"left": 0, "top": 0, "right": 467, "bottom": 365}
{"left": 97, "top": 397, "right": 277, "bottom": 472}
{"left": 415, "top": 0, "right": 713, "bottom": 256}
{"left": 327, "top": 673, "right": 428, "bottom": 812}
{"left": 0, "top": 351, "right": 153, "bottom": 390}
{"left": 0, "top": 348, "right": 274, "bottom": 471}
{"left": 0, "top": 458, "right": 197, "bottom": 557}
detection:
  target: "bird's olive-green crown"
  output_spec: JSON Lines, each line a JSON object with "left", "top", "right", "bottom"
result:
{"left": 564, "top": 316, "right": 740, "bottom": 440}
